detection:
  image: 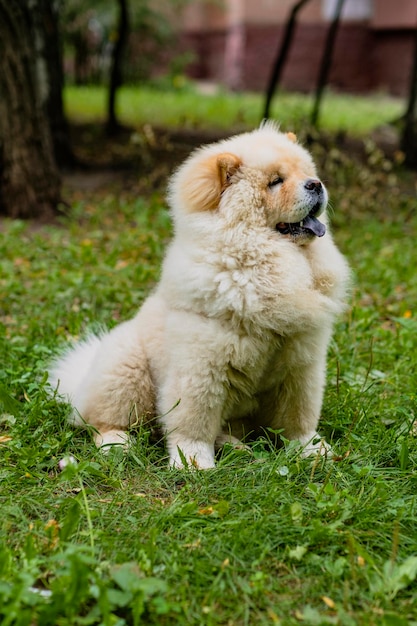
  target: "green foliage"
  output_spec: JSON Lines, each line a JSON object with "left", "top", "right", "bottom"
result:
{"left": 1, "top": 122, "right": 417, "bottom": 624}
{"left": 61, "top": 0, "right": 187, "bottom": 85}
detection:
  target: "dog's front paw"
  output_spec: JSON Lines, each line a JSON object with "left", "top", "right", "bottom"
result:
{"left": 298, "top": 432, "right": 332, "bottom": 458}
{"left": 169, "top": 439, "right": 216, "bottom": 470}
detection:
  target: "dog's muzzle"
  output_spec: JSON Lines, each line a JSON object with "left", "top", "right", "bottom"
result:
{"left": 276, "top": 178, "right": 326, "bottom": 238}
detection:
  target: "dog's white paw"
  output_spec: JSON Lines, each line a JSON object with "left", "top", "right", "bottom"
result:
{"left": 298, "top": 432, "right": 332, "bottom": 458}
{"left": 94, "top": 429, "right": 130, "bottom": 452}
{"left": 169, "top": 439, "right": 216, "bottom": 469}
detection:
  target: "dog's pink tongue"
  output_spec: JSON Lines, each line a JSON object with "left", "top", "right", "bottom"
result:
{"left": 303, "top": 215, "right": 326, "bottom": 237}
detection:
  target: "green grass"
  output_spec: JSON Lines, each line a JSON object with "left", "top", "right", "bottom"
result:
{"left": 1, "top": 123, "right": 417, "bottom": 624}
{"left": 64, "top": 84, "right": 404, "bottom": 135}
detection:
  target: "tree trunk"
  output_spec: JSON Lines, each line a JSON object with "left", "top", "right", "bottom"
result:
{"left": 310, "top": 0, "right": 345, "bottom": 128}
{"left": 107, "top": 0, "right": 129, "bottom": 135}
{"left": 263, "top": 0, "right": 312, "bottom": 120}
{"left": 402, "top": 23, "right": 417, "bottom": 168}
{"left": 0, "top": 0, "right": 61, "bottom": 219}
{"left": 40, "top": 0, "right": 74, "bottom": 168}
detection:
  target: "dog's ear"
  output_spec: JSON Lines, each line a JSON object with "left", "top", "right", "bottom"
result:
{"left": 180, "top": 152, "right": 241, "bottom": 212}
{"left": 286, "top": 132, "right": 297, "bottom": 143}
{"left": 217, "top": 153, "right": 241, "bottom": 189}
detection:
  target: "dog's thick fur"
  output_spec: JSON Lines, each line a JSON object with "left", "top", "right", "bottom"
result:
{"left": 49, "top": 123, "right": 350, "bottom": 468}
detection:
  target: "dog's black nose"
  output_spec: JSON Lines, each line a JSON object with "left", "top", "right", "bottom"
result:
{"left": 304, "top": 179, "right": 322, "bottom": 193}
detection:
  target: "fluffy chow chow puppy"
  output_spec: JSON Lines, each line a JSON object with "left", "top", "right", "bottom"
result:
{"left": 49, "top": 122, "right": 350, "bottom": 468}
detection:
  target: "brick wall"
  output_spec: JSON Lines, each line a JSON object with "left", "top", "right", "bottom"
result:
{"left": 179, "top": 23, "right": 414, "bottom": 96}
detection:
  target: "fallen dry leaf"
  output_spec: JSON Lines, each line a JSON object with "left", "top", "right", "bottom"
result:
{"left": 198, "top": 506, "right": 214, "bottom": 515}
{"left": 321, "top": 596, "right": 336, "bottom": 609}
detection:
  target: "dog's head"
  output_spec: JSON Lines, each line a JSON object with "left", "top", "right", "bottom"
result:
{"left": 168, "top": 122, "right": 328, "bottom": 244}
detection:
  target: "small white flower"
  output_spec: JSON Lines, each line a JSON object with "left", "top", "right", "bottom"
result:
{"left": 58, "top": 456, "right": 77, "bottom": 470}
{"left": 29, "top": 587, "right": 53, "bottom": 598}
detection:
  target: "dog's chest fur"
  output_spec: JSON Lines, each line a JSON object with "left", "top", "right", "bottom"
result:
{"left": 162, "top": 224, "right": 322, "bottom": 319}
{"left": 160, "top": 234, "right": 320, "bottom": 397}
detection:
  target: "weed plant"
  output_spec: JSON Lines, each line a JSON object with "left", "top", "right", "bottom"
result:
{"left": 1, "top": 128, "right": 417, "bottom": 624}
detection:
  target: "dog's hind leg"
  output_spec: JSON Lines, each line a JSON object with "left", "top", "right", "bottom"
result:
{"left": 214, "top": 432, "right": 250, "bottom": 452}
{"left": 50, "top": 320, "right": 155, "bottom": 450}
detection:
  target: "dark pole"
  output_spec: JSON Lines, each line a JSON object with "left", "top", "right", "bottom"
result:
{"left": 310, "top": 0, "right": 345, "bottom": 128}
{"left": 263, "top": 0, "right": 311, "bottom": 120}
{"left": 107, "top": 0, "right": 129, "bottom": 135}
{"left": 402, "top": 22, "right": 417, "bottom": 167}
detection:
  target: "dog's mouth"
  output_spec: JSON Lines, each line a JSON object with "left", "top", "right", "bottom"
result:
{"left": 276, "top": 208, "right": 326, "bottom": 238}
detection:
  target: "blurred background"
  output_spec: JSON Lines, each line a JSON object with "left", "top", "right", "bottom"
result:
{"left": 1, "top": 0, "right": 417, "bottom": 217}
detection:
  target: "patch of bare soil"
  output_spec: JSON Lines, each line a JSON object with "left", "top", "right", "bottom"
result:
{"left": 64, "top": 123, "right": 231, "bottom": 197}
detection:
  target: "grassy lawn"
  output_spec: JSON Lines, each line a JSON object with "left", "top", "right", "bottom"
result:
{"left": 64, "top": 84, "right": 404, "bottom": 135}
{"left": 1, "top": 92, "right": 417, "bottom": 624}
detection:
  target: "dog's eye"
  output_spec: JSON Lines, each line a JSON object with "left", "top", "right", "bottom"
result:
{"left": 268, "top": 177, "right": 284, "bottom": 188}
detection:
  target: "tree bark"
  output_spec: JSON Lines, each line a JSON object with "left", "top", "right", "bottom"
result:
{"left": 40, "top": 0, "right": 74, "bottom": 168}
{"left": 107, "top": 0, "right": 129, "bottom": 135}
{"left": 402, "top": 23, "right": 417, "bottom": 168}
{"left": 0, "top": 0, "right": 61, "bottom": 219}
{"left": 263, "top": 0, "right": 312, "bottom": 120}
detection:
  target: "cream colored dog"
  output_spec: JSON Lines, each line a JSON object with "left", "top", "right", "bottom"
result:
{"left": 50, "top": 122, "right": 350, "bottom": 468}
